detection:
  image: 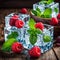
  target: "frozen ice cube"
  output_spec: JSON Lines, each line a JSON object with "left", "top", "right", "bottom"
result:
{"left": 4, "top": 27, "right": 21, "bottom": 41}
{"left": 20, "top": 24, "right": 53, "bottom": 53}
{"left": 5, "top": 13, "right": 30, "bottom": 28}
{"left": 33, "top": 2, "right": 59, "bottom": 17}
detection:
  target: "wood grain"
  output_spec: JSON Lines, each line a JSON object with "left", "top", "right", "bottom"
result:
{"left": 53, "top": 47, "right": 60, "bottom": 60}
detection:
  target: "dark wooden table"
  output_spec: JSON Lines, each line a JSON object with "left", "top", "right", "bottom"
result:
{"left": 0, "top": 9, "right": 60, "bottom": 60}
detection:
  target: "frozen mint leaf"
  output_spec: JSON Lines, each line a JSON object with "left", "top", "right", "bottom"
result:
{"left": 29, "top": 18, "right": 35, "bottom": 29}
{"left": 36, "top": 29, "right": 42, "bottom": 34}
{"left": 32, "top": 10, "right": 37, "bottom": 16}
{"left": 12, "top": 32, "right": 18, "bottom": 37}
{"left": 27, "top": 29, "right": 34, "bottom": 34}
{"left": 36, "top": 7, "right": 41, "bottom": 17}
{"left": 29, "top": 33, "right": 37, "bottom": 45}
{"left": 42, "top": 8, "right": 52, "bottom": 18}
{"left": 7, "top": 31, "right": 18, "bottom": 39}
{"left": 36, "top": 7, "right": 41, "bottom": 13}
{"left": 43, "top": 35, "right": 51, "bottom": 42}
{"left": 54, "top": 8, "right": 58, "bottom": 13}
{"left": 36, "top": 10, "right": 41, "bottom": 17}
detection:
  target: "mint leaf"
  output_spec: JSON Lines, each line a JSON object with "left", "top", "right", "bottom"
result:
{"left": 36, "top": 7, "right": 41, "bottom": 13}
{"left": 29, "top": 18, "right": 35, "bottom": 29}
{"left": 43, "top": 35, "right": 51, "bottom": 42}
{"left": 7, "top": 31, "right": 18, "bottom": 39}
{"left": 36, "top": 10, "right": 41, "bottom": 17}
{"left": 27, "top": 29, "right": 34, "bottom": 34}
{"left": 32, "top": 10, "right": 37, "bottom": 16}
{"left": 47, "top": 0, "right": 54, "bottom": 4}
{"left": 42, "top": 8, "right": 52, "bottom": 18}
{"left": 29, "top": 33, "right": 37, "bottom": 45}
{"left": 32, "top": 8, "right": 41, "bottom": 17}
{"left": 36, "top": 29, "right": 42, "bottom": 34}
{"left": 1, "top": 38, "right": 17, "bottom": 52}
{"left": 54, "top": 8, "right": 58, "bottom": 13}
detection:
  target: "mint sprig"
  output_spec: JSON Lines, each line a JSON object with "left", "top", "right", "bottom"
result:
{"left": 28, "top": 18, "right": 42, "bottom": 45}
{"left": 41, "top": 8, "right": 52, "bottom": 18}
{"left": 7, "top": 31, "right": 18, "bottom": 39}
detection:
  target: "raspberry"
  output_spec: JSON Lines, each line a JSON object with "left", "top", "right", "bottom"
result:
{"left": 35, "top": 22, "right": 44, "bottom": 31}
{"left": 9, "top": 15, "right": 19, "bottom": 26}
{"left": 57, "top": 13, "right": 60, "bottom": 19}
{"left": 20, "top": 8, "right": 28, "bottom": 14}
{"left": 15, "top": 20, "right": 24, "bottom": 28}
{"left": 12, "top": 42, "right": 23, "bottom": 53}
{"left": 50, "top": 17, "right": 58, "bottom": 25}
{"left": 28, "top": 46, "right": 41, "bottom": 57}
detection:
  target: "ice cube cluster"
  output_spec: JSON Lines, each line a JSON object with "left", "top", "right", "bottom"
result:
{"left": 4, "top": 13, "right": 54, "bottom": 53}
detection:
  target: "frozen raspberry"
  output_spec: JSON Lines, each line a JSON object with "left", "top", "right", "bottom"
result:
{"left": 20, "top": 8, "right": 28, "bottom": 14}
{"left": 35, "top": 22, "right": 44, "bottom": 31}
{"left": 28, "top": 46, "right": 41, "bottom": 57}
{"left": 9, "top": 15, "right": 19, "bottom": 26}
{"left": 50, "top": 17, "right": 58, "bottom": 25}
{"left": 57, "top": 13, "right": 60, "bottom": 19}
{"left": 15, "top": 20, "right": 24, "bottom": 28}
{"left": 12, "top": 42, "right": 23, "bottom": 53}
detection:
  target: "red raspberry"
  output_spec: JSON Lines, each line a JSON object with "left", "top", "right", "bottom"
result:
{"left": 12, "top": 42, "right": 23, "bottom": 53}
{"left": 57, "top": 13, "right": 60, "bottom": 19}
{"left": 9, "top": 15, "right": 19, "bottom": 26}
{"left": 20, "top": 8, "right": 28, "bottom": 14}
{"left": 50, "top": 17, "right": 58, "bottom": 25}
{"left": 15, "top": 20, "right": 24, "bottom": 28}
{"left": 28, "top": 46, "right": 41, "bottom": 58}
{"left": 35, "top": 22, "right": 44, "bottom": 31}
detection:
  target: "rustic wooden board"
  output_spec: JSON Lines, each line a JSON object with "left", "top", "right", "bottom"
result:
{"left": 0, "top": 48, "right": 57, "bottom": 60}
{"left": 53, "top": 47, "right": 60, "bottom": 60}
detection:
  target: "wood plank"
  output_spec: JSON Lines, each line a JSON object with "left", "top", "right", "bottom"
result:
{"left": 53, "top": 47, "right": 60, "bottom": 60}
{"left": 28, "top": 49, "right": 56, "bottom": 60}
{"left": 0, "top": 49, "right": 57, "bottom": 60}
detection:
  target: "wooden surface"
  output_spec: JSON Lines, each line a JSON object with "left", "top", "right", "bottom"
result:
{"left": 0, "top": 47, "right": 60, "bottom": 60}
{"left": 0, "top": 9, "right": 60, "bottom": 60}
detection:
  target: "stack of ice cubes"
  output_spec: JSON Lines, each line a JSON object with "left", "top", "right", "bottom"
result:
{"left": 33, "top": 1, "right": 59, "bottom": 17}
{"left": 4, "top": 13, "right": 54, "bottom": 53}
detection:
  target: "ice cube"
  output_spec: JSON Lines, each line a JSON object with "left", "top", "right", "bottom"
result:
{"left": 33, "top": 2, "right": 59, "bottom": 17}
{"left": 20, "top": 24, "right": 53, "bottom": 53}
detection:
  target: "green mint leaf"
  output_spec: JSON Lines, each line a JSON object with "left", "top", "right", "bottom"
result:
{"left": 29, "top": 33, "right": 37, "bottom": 45}
{"left": 36, "top": 10, "right": 41, "bottom": 17}
{"left": 7, "top": 31, "right": 18, "bottom": 39}
{"left": 43, "top": 35, "right": 51, "bottom": 42}
{"left": 29, "top": 18, "right": 35, "bottom": 29}
{"left": 36, "top": 7, "right": 41, "bottom": 13}
{"left": 47, "top": 0, "right": 54, "bottom": 4}
{"left": 27, "top": 29, "right": 34, "bottom": 34}
{"left": 36, "top": 7, "right": 41, "bottom": 17}
{"left": 36, "top": 29, "right": 43, "bottom": 34}
{"left": 54, "top": 8, "right": 59, "bottom": 13}
{"left": 42, "top": 8, "right": 52, "bottom": 18}
{"left": 32, "top": 10, "right": 37, "bottom": 16}
{"left": 1, "top": 38, "right": 17, "bottom": 52}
